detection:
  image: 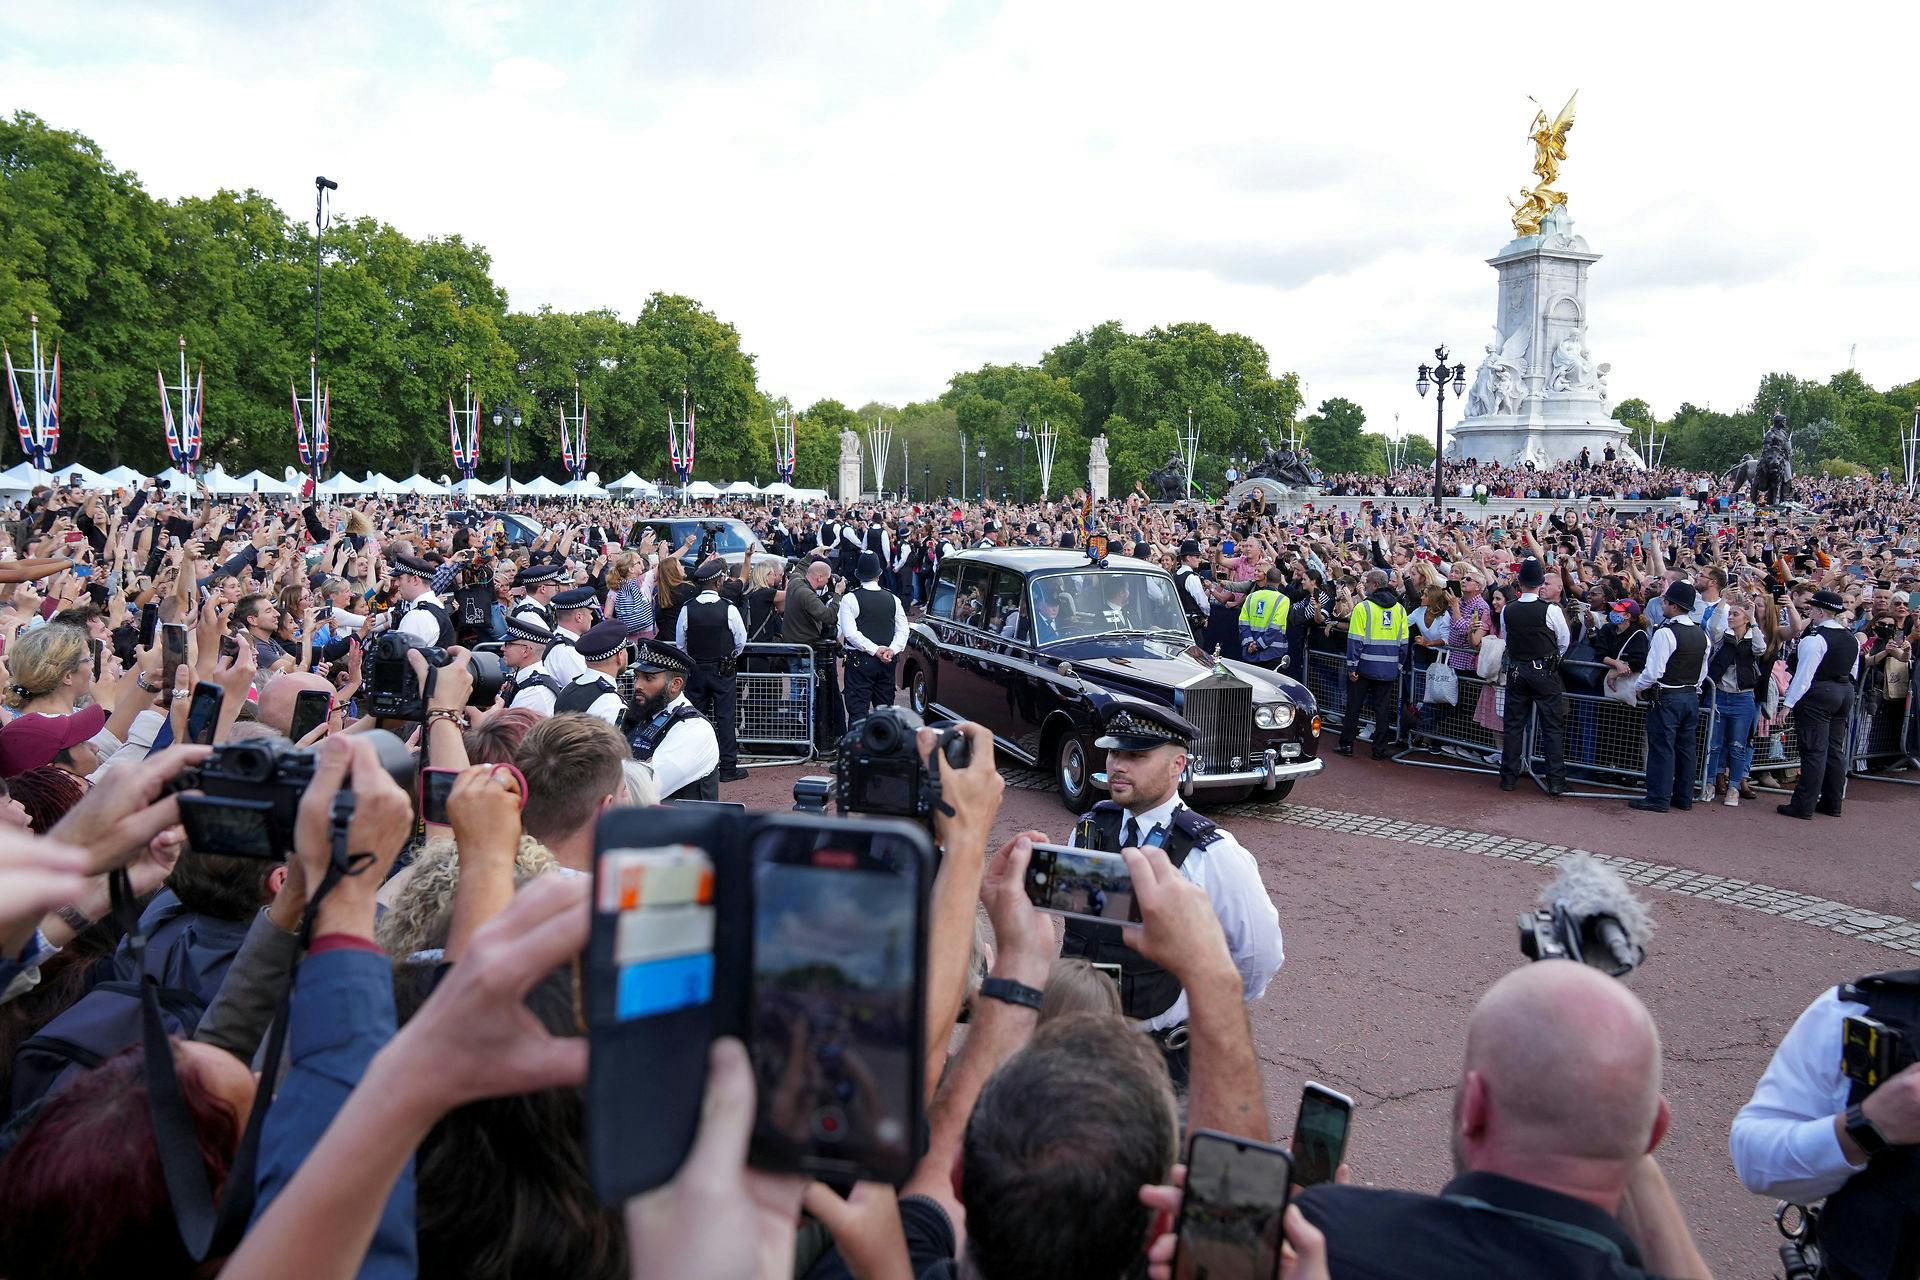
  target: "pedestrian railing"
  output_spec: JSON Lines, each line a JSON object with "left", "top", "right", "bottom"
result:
{"left": 1849, "top": 692, "right": 1920, "bottom": 788}
{"left": 734, "top": 643, "right": 816, "bottom": 765}
{"left": 1395, "top": 648, "right": 1516, "bottom": 776}
{"left": 1303, "top": 650, "right": 1403, "bottom": 748}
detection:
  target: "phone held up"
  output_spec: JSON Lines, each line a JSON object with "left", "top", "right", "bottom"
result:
{"left": 417, "top": 766, "right": 460, "bottom": 826}
{"left": 1174, "top": 1129, "right": 1294, "bottom": 1280}
{"left": 1291, "top": 1081, "right": 1355, "bottom": 1188}
{"left": 1023, "top": 842, "right": 1140, "bottom": 928}
{"left": 183, "top": 684, "right": 223, "bottom": 746}
{"left": 288, "top": 688, "right": 333, "bottom": 744}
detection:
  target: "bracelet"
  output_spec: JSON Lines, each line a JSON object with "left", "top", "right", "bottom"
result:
{"left": 979, "top": 977, "right": 1044, "bottom": 1011}
{"left": 426, "top": 707, "right": 468, "bottom": 731}
{"left": 56, "top": 904, "right": 92, "bottom": 933}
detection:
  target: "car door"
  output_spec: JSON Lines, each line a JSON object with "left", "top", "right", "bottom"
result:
{"left": 916, "top": 559, "right": 968, "bottom": 721}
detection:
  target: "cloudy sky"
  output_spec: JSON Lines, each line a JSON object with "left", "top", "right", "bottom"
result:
{"left": 5, "top": 1, "right": 1916, "bottom": 440}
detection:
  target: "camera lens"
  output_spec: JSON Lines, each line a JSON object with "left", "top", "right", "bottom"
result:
{"left": 225, "top": 743, "right": 276, "bottom": 783}
{"left": 863, "top": 715, "right": 900, "bottom": 752}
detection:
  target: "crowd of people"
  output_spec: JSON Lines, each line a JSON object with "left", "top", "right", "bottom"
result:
{"left": 0, "top": 458, "right": 1910, "bottom": 1278}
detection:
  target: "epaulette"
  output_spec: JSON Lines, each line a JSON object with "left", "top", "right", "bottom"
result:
{"left": 1089, "top": 799, "right": 1123, "bottom": 815}
{"left": 1170, "top": 807, "right": 1223, "bottom": 847}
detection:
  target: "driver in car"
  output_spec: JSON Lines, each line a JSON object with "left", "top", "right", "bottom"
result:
{"left": 1102, "top": 579, "right": 1132, "bottom": 629}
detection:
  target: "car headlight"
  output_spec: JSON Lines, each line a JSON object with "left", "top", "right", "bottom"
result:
{"left": 1254, "top": 703, "right": 1295, "bottom": 730}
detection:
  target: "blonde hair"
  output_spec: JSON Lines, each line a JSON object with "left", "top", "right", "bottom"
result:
{"left": 5, "top": 623, "right": 90, "bottom": 708}
{"left": 1038, "top": 958, "right": 1124, "bottom": 1024}
{"left": 376, "top": 835, "right": 558, "bottom": 958}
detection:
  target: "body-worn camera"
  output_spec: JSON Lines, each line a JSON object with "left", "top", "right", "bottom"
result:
{"left": 169, "top": 731, "right": 414, "bottom": 860}
{"left": 1842, "top": 1015, "right": 1914, "bottom": 1091}
{"left": 834, "top": 706, "right": 970, "bottom": 823}
{"left": 364, "top": 630, "right": 505, "bottom": 721}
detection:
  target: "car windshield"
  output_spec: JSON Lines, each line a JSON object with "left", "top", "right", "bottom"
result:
{"left": 648, "top": 521, "right": 756, "bottom": 554}
{"left": 1028, "top": 570, "right": 1191, "bottom": 642}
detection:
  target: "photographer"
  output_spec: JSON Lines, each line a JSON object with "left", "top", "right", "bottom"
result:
{"left": 1733, "top": 971, "right": 1920, "bottom": 1280}
{"left": 784, "top": 559, "right": 845, "bottom": 752}
{"left": 675, "top": 559, "right": 747, "bottom": 783}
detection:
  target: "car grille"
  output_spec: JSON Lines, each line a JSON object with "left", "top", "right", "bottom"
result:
{"left": 1183, "top": 682, "right": 1252, "bottom": 774}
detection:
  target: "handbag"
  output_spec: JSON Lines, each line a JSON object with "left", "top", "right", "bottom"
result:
{"left": 1604, "top": 672, "right": 1641, "bottom": 707}
{"left": 1423, "top": 656, "right": 1459, "bottom": 706}
{"left": 1476, "top": 634, "right": 1506, "bottom": 680}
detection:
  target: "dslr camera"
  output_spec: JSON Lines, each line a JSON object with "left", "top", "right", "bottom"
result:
{"left": 364, "top": 630, "right": 505, "bottom": 721}
{"left": 170, "top": 731, "right": 414, "bottom": 860}
{"left": 834, "top": 706, "right": 970, "bottom": 824}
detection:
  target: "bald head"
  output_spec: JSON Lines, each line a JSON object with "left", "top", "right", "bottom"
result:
{"left": 255, "top": 672, "right": 332, "bottom": 738}
{"left": 1456, "top": 962, "right": 1663, "bottom": 1176}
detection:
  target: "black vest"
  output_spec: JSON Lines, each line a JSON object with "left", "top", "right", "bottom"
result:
{"left": 1174, "top": 568, "right": 1207, "bottom": 625}
{"left": 1824, "top": 969, "right": 1920, "bottom": 1280}
{"left": 408, "top": 599, "right": 457, "bottom": 648}
{"left": 628, "top": 703, "right": 717, "bottom": 801}
{"left": 1792, "top": 624, "right": 1860, "bottom": 684}
{"left": 1504, "top": 598, "right": 1556, "bottom": 662}
{"left": 1059, "top": 801, "right": 1220, "bottom": 1021}
{"left": 683, "top": 595, "right": 736, "bottom": 663}
{"left": 865, "top": 525, "right": 887, "bottom": 558}
{"left": 1707, "top": 632, "right": 1762, "bottom": 692}
{"left": 504, "top": 669, "right": 563, "bottom": 707}
{"left": 556, "top": 674, "right": 617, "bottom": 717}
{"left": 545, "top": 633, "right": 577, "bottom": 663}
{"left": 850, "top": 586, "right": 897, "bottom": 650}
{"left": 1660, "top": 622, "right": 1707, "bottom": 688}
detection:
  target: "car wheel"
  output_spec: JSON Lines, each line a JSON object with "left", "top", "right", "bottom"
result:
{"left": 907, "top": 665, "right": 932, "bottom": 716}
{"left": 1200, "top": 786, "right": 1258, "bottom": 807}
{"left": 1055, "top": 733, "right": 1096, "bottom": 814}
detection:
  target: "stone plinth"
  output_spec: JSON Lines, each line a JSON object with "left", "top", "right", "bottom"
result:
{"left": 837, "top": 431, "right": 862, "bottom": 504}
{"left": 1088, "top": 435, "right": 1110, "bottom": 501}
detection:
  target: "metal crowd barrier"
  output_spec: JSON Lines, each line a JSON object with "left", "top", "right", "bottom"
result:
{"left": 734, "top": 643, "right": 816, "bottom": 765}
{"left": 1530, "top": 661, "right": 1717, "bottom": 799}
{"left": 1849, "top": 690, "right": 1920, "bottom": 787}
{"left": 1396, "top": 648, "right": 1519, "bottom": 776}
{"left": 1303, "top": 648, "right": 1405, "bottom": 748}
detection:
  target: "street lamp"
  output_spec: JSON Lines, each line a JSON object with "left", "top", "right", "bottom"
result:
{"left": 922, "top": 462, "right": 930, "bottom": 500}
{"left": 1415, "top": 346, "right": 1467, "bottom": 515}
{"left": 1014, "top": 414, "right": 1031, "bottom": 505}
{"left": 976, "top": 444, "right": 987, "bottom": 501}
{"left": 995, "top": 462, "right": 1005, "bottom": 503}
{"left": 492, "top": 400, "right": 523, "bottom": 495}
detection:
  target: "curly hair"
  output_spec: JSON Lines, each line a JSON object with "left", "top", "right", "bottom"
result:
{"left": 376, "top": 835, "right": 559, "bottom": 959}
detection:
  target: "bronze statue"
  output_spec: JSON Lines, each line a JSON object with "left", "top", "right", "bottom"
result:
{"left": 1509, "top": 91, "right": 1576, "bottom": 236}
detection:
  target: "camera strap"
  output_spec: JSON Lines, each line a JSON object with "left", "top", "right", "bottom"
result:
{"left": 1440, "top": 1195, "right": 1625, "bottom": 1263}
{"left": 113, "top": 789, "right": 367, "bottom": 1262}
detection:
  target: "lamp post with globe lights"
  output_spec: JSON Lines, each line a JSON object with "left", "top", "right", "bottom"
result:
{"left": 1416, "top": 347, "right": 1467, "bottom": 515}
{"left": 1014, "top": 414, "right": 1031, "bottom": 505}
{"left": 492, "top": 400, "right": 523, "bottom": 496}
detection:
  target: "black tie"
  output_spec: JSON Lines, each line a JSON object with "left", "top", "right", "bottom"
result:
{"left": 1123, "top": 817, "right": 1141, "bottom": 849}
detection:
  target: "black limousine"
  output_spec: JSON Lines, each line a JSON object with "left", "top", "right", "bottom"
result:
{"left": 901, "top": 547, "right": 1323, "bottom": 812}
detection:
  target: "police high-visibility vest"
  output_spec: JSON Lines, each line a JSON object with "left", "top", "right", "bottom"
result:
{"left": 1347, "top": 598, "right": 1409, "bottom": 679}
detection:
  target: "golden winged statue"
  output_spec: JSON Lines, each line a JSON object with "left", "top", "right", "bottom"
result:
{"left": 1510, "top": 90, "right": 1576, "bottom": 235}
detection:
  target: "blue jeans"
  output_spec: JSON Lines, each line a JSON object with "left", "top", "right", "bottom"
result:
{"left": 1643, "top": 688, "right": 1700, "bottom": 806}
{"left": 1706, "top": 688, "right": 1757, "bottom": 785}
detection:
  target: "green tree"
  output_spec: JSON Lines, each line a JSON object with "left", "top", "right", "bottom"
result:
{"left": 1302, "top": 397, "right": 1371, "bottom": 473}
{"left": 799, "top": 398, "right": 854, "bottom": 491}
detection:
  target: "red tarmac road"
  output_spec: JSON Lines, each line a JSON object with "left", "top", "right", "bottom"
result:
{"left": 727, "top": 745, "right": 1918, "bottom": 1279}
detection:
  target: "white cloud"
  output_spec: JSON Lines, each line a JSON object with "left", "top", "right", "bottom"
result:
{"left": 3, "top": 0, "right": 1917, "bottom": 442}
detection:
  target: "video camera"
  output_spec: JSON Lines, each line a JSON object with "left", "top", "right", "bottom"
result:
{"left": 170, "top": 730, "right": 414, "bottom": 860}
{"left": 363, "top": 630, "right": 505, "bottom": 721}
{"left": 834, "top": 706, "right": 970, "bottom": 825}
{"left": 1517, "top": 854, "right": 1650, "bottom": 977}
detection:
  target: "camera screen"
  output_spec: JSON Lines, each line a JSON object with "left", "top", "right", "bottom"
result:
{"left": 1024, "top": 844, "right": 1140, "bottom": 926}
{"left": 178, "top": 796, "right": 278, "bottom": 861}
{"left": 854, "top": 771, "right": 913, "bottom": 814}
{"left": 1177, "top": 1133, "right": 1290, "bottom": 1280}
{"left": 750, "top": 842, "right": 917, "bottom": 1177}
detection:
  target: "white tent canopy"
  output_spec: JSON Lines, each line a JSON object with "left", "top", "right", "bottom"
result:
{"left": 362, "top": 472, "right": 408, "bottom": 495}
{"left": 787, "top": 487, "right": 828, "bottom": 502}
{"left": 722, "top": 480, "right": 761, "bottom": 495}
{"left": 562, "top": 478, "right": 609, "bottom": 497}
{"left": 152, "top": 467, "right": 200, "bottom": 494}
{"left": 452, "top": 475, "right": 505, "bottom": 496}
{"left": 759, "top": 481, "right": 797, "bottom": 497}
{"left": 200, "top": 466, "right": 253, "bottom": 496}
{"left": 0, "top": 462, "right": 52, "bottom": 498}
{"left": 399, "top": 474, "right": 450, "bottom": 496}
{"left": 605, "top": 471, "right": 649, "bottom": 493}
{"left": 101, "top": 465, "right": 148, "bottom": 488}
{"left": 318, "top": 473, "right": 370, "bottom": 496}
{"left": 514, "top": 475, "right": 566, "bottom": 496}
{"left": 50, "top": 463, "right": 113, "bottom": 490}
{"left": 236, "top": 469, "right": 297, "bottom": 495}
{"left": 683, "top": 480, "right": 721, "bottom": 497}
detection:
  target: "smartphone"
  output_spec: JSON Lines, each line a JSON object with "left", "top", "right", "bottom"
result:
{"left": 90, "top": 637, "right": 103, "bottom": 681}
{"left": 1023, "top": 843, "right": 1140, "bottom": 928}
{"left": 289, "top": 688, "right": 333, "bottom": 744}
{"left": 1291, "top": 1082, "right": 1355, "bottom": 1188}
{"left": 418, "top": 766, "right": 461, "bottom": 826}
{"left": 748, "top": 817, "right": 930, "bottom": 1185}
{"left": 219, "top": 634, "right": 240, "bottom": 663}
{"left": 183, "top": 683, "right": 223, "bottom": 746}
{"left": 160, "top": 622, "right": 188, "bottom": 693}
{"left": 1173, "top": 1130, "right": 1294, "bottom": 1280}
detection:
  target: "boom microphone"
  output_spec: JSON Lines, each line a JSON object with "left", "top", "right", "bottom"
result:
{"left": 1517, "top": 853, "right": 1653, "bottom": 977}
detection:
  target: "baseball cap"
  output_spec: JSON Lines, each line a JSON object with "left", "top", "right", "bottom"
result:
{"left": 0, "top": 704, "right": 108, "bottom": 777}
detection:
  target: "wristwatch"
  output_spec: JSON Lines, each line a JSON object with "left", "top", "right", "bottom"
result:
{"left": 1846, "top": 1103, "right": 1890, "bottom": 1157}
{"left": 979, "top": 977, "right": 1044, "bottom": 1011}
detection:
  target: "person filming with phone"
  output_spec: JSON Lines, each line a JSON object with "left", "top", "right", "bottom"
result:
{"left": 1062, "top": 701, "right": 1283, "bottom": 1084}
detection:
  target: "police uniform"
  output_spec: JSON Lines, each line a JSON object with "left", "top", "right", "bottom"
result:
{"left": 1063, "top": 704, "right": 1284, "bottom": 1085}
{"left": 1498, "top": 558, "right": 1571, "bottom": 791}
{"left": 1629, "top": 581, "right": 1709, "bottom": 812}
{"left": 1238, "top": 578, "right": 1291, "bottom": 670}
{"left": 501, "top": 614, "right": 564, "bottom": 717}
{"left": 1780, "top": 591, "right": 1861, "bottom": 820}
{"left": 393, "top": 554, "right": 457, "bottom": 646}
{"left": 1341, "top": 582, "right": 1409, "bottom": 760}
{"left": 1733, "top": 971, "right": 1920, "bottom": 1280}
{"left": 675, "top": 558, "right": 746, "bottom": 775}
{"left": 839, "top": 551, "right": 909, "bottom": 725}
{"left": 544, "top": 586, "right": 597, "bottom": 685}
{"left": 626, "top": 640, "right": 720, "bottom": 801}
{"left": 1173, "top": 541, "right": 1210, "bottom": 645}
{"left": 509, "top": 564, "right": 561, "bottom": 633}
{"left": 555, "top": 619, "right": 629, "bottom": 727}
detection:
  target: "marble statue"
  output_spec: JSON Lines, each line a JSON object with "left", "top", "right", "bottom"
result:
{"left": 1087, "top": 434, "right": 1110, "bottom": 500}
{"left": 1548, "top": 329, "right": 1599, "bottom": 394}
{"left": 1088, "top": 435, "right": 1108, "bottom": 467}
{"left": 836, "top": 428, "right": 862, "bottom": 503}
{"left": 1468, "top": 328, "right": 1530, "bottom": 416}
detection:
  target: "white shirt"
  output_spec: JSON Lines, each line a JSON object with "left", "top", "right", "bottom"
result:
{"left": 91, "top": 708, "right": 163, "bottom": 784}
{"left": 674, "top": 590, "right": 747, "bottom": 656}
{"left": 507, "top": 661, "right": 559, "bottom": 717}
{"left": 545, "top": 624, "right": 588, "bottom": 684}
{"left": 1631, "top": 615, "right": 1701, "bottom": 692}
{"left": 509, "top": 596, "right": 555, "bottom": 631}
{"left": 637, "top": 692, "right": 720, "bottom": 797}
{"left": 1073, "top": 793, "right": 1285, "bottom": 1032}
{"left": 1177, "top": 565, "right": 1211, "bottom": 617}
{"left": 561, "top": 672, "right": 625, "bottom": 726}
{"left": 1730, "top": 985, "right": 1869, "bottom": 1202}
{"left": 837, "top": 584, "right": 908, "bottom": 656}
{"left": 397, "top": 591, "right": 447, "bottom": 644}
{"left": 1501, "top": 592, "right": 1571, "bottom": 656}
{"left": 1714, "top": 624, "right": 1767, "bottom": 694}
{"left": 1784, "top": 621, "right": 1861, "bottom": 710}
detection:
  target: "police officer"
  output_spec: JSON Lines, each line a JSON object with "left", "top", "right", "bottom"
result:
{"left": 555, "top": 619, "right": 629, "bottom": 726}
{"left": 391, "top": 554, "right": 457, "bottom": 646}
{"left": 1339, "top": 568, "right": 1408, "bottom": 760}
{"left": 1628, "top": 580, "right": 1708, "bottom": 813}
{"left": 676, "top": 557, "right": 747, "bottom": 782}
{"left": 1237, "top": 567, "right": 1291, "bottom": 671}
{"left": 509, "top": 563, "right": 563, "bottom": 632}
{"left": 545, "top": 586, "right": 597, "bottom": 685}
{"left": 1498, "top": 557, "right": 1570, "bottom": 794}
{"left": 839, "top": 550, "right": 909, "bottom": 725}
{"left": 498, "top": 613, "right": 564, "bottom": 717}
{"left": 1779, "top": 587, "right": 1860, "bottom": 820}
{"left": 1064, "top": 702, "right": 1285, "bottom": 1085}
{"left": 1173, "top": 539, "right": 1210, "bottom": 645}
{"left": 1732, "top": 967, "right": 1920, "bottom": 1280}
{"left": 626, "top": 639, "right": 721, "bottom": 800}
